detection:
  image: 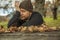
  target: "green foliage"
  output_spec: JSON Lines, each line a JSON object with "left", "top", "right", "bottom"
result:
{"left": 44, "top": 15, "right": 60, "bottom": 27}
{"left": 0, "top": 21, "right": 8, "bottom": 29}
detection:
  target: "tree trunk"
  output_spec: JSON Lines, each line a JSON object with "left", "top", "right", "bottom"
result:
{"left": 35, "top": 0, "right": 45, "bottom": 15}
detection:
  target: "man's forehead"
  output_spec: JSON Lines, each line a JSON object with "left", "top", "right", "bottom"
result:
{"left": 20, "top": 8, "right": 26, "bottom": 11}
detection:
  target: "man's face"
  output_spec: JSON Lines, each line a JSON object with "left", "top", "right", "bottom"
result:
{"left": 20, "top": 8, "right": 31, "bottom": 20}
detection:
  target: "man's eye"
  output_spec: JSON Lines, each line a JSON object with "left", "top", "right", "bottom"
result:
{"left": 22, "top": 11, "right": 25, "bottom": 12}
{"left": 21, "top": 10, "right": 25, "bottom": 12}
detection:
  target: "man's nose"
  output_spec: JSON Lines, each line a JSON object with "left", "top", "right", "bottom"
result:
{"left": 20, "top": 12, "right": 23, "bottom": 15}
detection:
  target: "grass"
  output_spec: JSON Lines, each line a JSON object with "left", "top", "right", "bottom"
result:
{"left": 44, "top": 16, "right": 60, "bottom": 27}
{"left": 0, "top": 21, "right": 8, "bottom": 29}
{"left": 0, "top": 14, "right": 60, "bottom": 28}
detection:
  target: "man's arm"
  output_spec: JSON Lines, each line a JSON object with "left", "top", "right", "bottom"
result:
{"left": 7, "top": 11, "right": 21, "bottom": 28}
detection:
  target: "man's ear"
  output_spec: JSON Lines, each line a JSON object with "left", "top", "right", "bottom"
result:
{"left": 29, "top": 11, "right": 32, "bottom": 14}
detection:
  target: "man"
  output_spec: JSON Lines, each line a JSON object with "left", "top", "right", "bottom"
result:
{"left": 8, "top": 0, "right": 44, "bottom": 28}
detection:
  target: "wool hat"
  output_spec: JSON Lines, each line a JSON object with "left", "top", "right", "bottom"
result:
{"left": 19, "top": 0, "right": 33, "bottom": 12}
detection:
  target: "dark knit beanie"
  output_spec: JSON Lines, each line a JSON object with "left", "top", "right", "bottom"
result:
{"left": 19, "top": 0, "right": 33, "bottom": 12}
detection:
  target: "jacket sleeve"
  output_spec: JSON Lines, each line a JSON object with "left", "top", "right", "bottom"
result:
{"left": 7, "top": 11, "right": 21, "bottom": 28}
{"left": 22, "top": 13, "right": 44, "bottom": 26}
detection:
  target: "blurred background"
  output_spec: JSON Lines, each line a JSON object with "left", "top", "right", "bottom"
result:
{"left": 0, "top": 0, "right": 60, "bottom": 29}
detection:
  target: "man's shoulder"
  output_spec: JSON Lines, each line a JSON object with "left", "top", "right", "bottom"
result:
{"left": 33, "top": 11, "right": 40, "bottom": 14}
{"left": 32, "top": 11, "right": 42, "bottom": 17}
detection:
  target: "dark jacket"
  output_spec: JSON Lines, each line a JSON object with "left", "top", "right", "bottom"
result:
{"left": 8, "top": 11, "right": 44, "bottom": 28}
